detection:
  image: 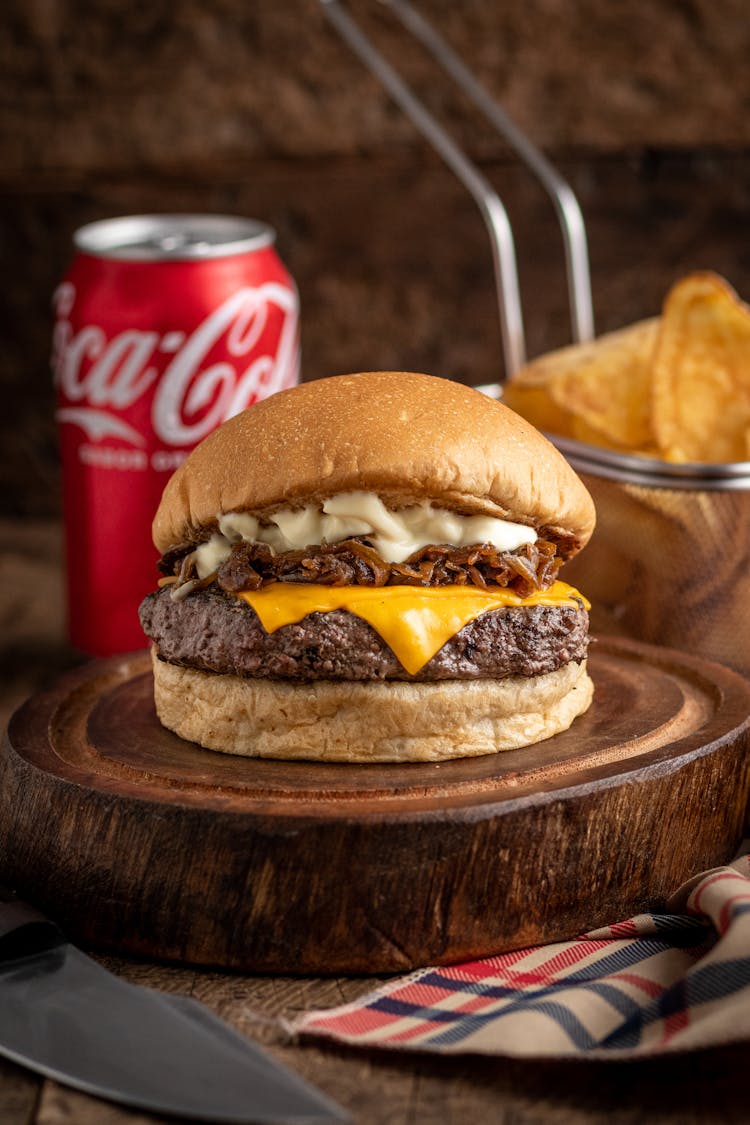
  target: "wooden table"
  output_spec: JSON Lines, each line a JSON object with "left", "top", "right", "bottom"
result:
{"left": 1, "top": 518, "right": 748, "bottom": 1125}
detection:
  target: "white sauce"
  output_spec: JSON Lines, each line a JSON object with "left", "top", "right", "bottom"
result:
{"left": 193, "top": 491, "right": 537, "bottom": 578}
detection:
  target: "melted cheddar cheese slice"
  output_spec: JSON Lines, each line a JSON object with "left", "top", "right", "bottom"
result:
{"left": 237, "top": 580, "right": 589, "bottom": 676}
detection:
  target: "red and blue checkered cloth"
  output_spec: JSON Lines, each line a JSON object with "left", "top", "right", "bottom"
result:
{"left": 297, "top": 850, "right": 750, "bottom": 1057}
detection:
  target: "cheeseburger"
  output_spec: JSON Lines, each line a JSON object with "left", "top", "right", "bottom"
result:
{"left": 139, "top": 371, "right": 595, "bottom": 762}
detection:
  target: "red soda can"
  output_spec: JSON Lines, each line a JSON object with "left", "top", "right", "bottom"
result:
{"left": 53, "top": 214, "right": 300, "bottom": 656}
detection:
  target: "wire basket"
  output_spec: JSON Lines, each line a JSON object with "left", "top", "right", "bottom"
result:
{"left": 555, "top": 439, "right": 750, "bottom": 676}
{"left": 324, "top": 1, "right": 750, "bottom": 676}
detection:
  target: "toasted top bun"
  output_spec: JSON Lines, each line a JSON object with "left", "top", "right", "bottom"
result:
{"left": 152, "top": 371, "right": 596, "bottom": 554}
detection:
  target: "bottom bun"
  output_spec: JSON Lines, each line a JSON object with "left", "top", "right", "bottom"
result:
{"left": 151, "top": 651, "right": 594, "bottom": 763}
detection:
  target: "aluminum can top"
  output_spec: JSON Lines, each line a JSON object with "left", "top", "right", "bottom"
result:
{"left": 73, "top": 213, "right": 275, "bottom": 262}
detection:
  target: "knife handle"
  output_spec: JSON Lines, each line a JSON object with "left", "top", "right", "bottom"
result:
{"left": 0, "top": 893, "right": 66, "bottom": 964}
{"left": 0, "top": 882, "right": 17, "bottom": 903}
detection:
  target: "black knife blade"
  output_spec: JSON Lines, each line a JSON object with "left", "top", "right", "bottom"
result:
{"left": 0, "top": 900, "right": 348, "bottom": 1124}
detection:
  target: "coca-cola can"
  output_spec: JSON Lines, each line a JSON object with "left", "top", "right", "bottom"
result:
{"left": 53, "top": 213, "right": 300, "bottom": 656}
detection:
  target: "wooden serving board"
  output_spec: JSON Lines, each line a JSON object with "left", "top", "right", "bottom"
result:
{"left": 2, "top": 637, "right": 750, "bottom": 973}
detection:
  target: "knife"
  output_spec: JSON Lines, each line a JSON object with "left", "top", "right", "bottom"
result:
{"left": 0, "top": 896, "right": 349, "bottom": 1123}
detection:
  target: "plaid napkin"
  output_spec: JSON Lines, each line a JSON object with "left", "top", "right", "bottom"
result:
{"left": 296, "top": 850, "right": 750, "bottom": 1058}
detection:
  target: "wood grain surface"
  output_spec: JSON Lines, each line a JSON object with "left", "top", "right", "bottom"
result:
{"left": 2, "top": 636, "right": 749, "bottom": 973}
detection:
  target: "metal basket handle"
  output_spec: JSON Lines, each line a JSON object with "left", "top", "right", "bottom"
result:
{"left": 321, "top": 0, "right": 595, "bottom": 384}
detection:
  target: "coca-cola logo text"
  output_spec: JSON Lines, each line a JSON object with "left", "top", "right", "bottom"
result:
{"left": 53, "top": 281, "right": 299, "bottom": 449}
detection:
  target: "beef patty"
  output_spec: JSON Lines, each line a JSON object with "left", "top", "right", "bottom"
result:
{"left": 139, "top": 585, "right": 589, "bottom": 683}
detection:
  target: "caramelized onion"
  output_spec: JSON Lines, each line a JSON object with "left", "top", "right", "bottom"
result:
{"left": 188, "top": 537, "right": 567, "bottom": 598}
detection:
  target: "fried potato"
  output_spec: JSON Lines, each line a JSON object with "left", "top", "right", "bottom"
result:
{"left": 500, "top": 362, "right": 578, "bottom": 439}
{"left": 503, "top": 272, "right": 750, "bottom": 465}
{"left": 549, "top": 320, "right": 659, "bottom": 451}
{"left": 651, "top": 273, "right": 750, "bottom": 463}
{"left": 503, "top": 320, "right": 659, "bottom": 453}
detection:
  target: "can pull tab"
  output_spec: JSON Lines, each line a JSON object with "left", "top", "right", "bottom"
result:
{"left": 155, "top": 233, "right": 212, "bottom": 256}
{"left": 156, "top": 232, "right": 191, "bottom": 253}
{"left": 320, "top": 0, "right": 595, "bottom": 385}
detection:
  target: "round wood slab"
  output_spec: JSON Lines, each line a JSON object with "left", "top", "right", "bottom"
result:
{"left": 2, "top": 637, "right": 750, "bottom": 973}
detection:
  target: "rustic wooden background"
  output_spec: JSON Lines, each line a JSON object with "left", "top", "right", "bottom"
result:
{"left": 2, "top": 0, "right": 750, "bottom": 518}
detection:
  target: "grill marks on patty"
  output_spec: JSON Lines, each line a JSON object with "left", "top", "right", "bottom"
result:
{"left": 162, "top": 535, "right": 569, "bottom": 598}
{"left": 139, "top": 585, "right": 589, "bottom": 683}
